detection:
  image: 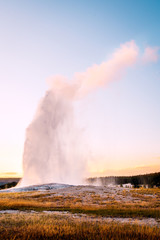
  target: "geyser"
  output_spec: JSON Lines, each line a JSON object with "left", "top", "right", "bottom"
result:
{"left": 19, "top": 86, "right": 86, "bottom": 187}
{"left": 19, "top": 40, "right": 155, "bottom": 187}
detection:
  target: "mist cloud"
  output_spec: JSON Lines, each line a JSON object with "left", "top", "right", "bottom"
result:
{"left": 19, "top": 40, "right": 159, "bottom": 187}
{"left": 48, "top": 40, "right": 139, "bottom": 98}
{"left": 142, "top": 46, "right": 159, "bottom": 63}
{"left": 48, "top": 41, "right": 159, "bottom": 99}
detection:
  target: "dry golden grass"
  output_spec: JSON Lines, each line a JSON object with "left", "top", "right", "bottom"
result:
{"left": 0, "top": 187, "right": 160, "bottom": 218}
{"left": 0, "top": 213, "right": 159, "bottom": 240}
{"left": 0, "top": 186, "right": 160, "bottom": 239}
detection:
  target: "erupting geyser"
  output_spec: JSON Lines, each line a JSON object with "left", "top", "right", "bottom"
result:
{"left": 19, "top": 81, "right": 86, "bottom": 187}
{"left": 19, "top": 41, "right": 148, "bottom": 187}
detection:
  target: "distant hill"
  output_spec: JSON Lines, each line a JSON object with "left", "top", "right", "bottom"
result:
{"left": 0, "top": 178, "right": 20, "bottom": 189}
{"left": 87, "top": 172, "right": 160, "bottom": 188}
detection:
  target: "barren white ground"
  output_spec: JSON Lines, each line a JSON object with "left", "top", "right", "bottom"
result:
{"left": 1, "top": 183, "right": 160, "bottom": 227}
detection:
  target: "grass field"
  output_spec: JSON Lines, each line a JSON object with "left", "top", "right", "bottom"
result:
{"left": 0, "top": 185, "right": 160, "bottom": 239}
{"left": 0, "top": 212, "right": 160, "bottom": 240}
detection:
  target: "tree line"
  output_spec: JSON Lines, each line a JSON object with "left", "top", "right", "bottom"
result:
{"left": 87, "top": 172, "right": 160, "bottom": 188}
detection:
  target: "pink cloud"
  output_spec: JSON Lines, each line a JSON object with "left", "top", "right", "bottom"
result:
{"left": 48, "top": 40, "right": 139, "bottom": 99}
{"left": 142, "top": 47, "right": 159, "bottom": 63}
{"left": 48, "top": 41, "right": 159, "bottom": 99}
{"left": 75, "top": 40, "right": 139, "bottom": 97}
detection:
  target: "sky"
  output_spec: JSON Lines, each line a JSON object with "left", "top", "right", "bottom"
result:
{"left": 0, "top": 0, "right": 160, "bottom": 177}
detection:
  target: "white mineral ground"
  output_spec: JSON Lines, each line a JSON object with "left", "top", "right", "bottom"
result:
{"left": 1, "top": 184, "right": 160, "bottom": 227}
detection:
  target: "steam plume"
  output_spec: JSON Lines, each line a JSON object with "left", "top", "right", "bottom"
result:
{"left": 48, "top": 40, "right": 139, "bottom": 99}
{"left": 19, "top": 90, "right": 86, "bottom": 186}
{"left": 19, "top": 41, "right": 158, "bottom": 187}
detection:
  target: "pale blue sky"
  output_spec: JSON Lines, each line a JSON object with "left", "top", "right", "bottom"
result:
{"left": 0, "top": 0, "right": 160, "bottom": 175}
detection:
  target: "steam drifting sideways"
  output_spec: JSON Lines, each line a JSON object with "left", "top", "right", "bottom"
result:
{"left": 19, "top": 41, "right": 159, "bottom": 187}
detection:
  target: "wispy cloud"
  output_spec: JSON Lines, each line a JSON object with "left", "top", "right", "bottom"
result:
{"left": 142, "top": 46, "right": 159, "bottom": 63}
{"left": 75, "top": 40, "right": 139, "bottom": 97}
{"left": 47, "top": 41, "right": 159, "bottom": 99}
